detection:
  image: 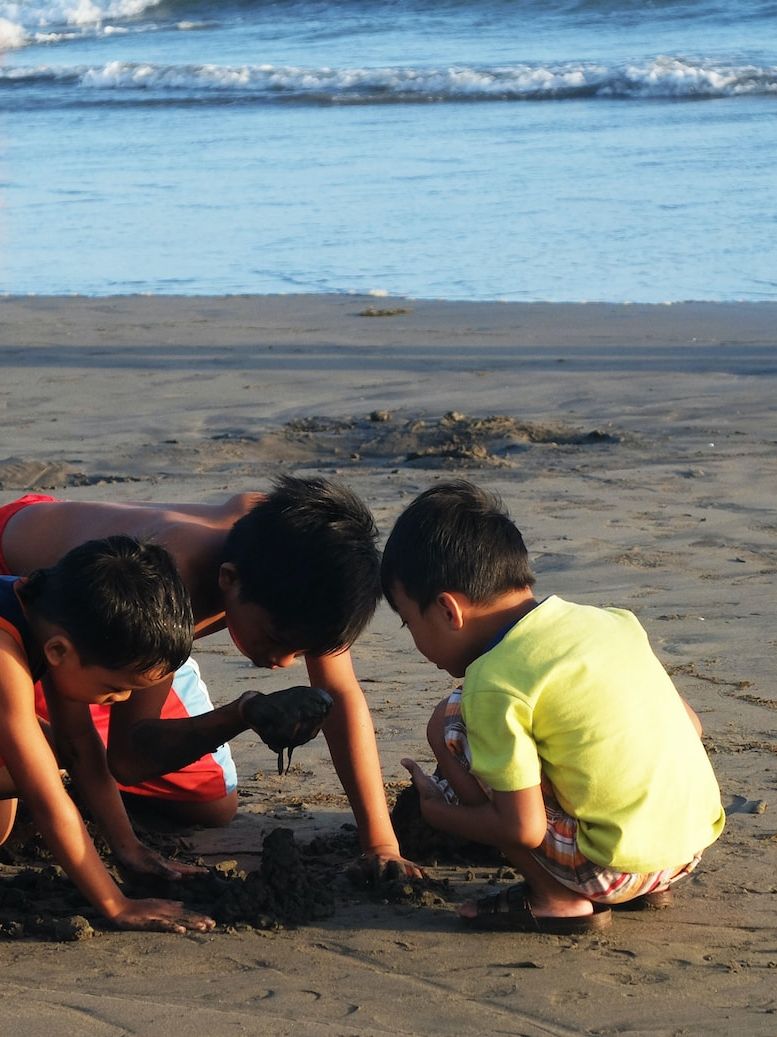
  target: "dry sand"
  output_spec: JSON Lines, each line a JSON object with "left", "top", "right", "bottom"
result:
{"left": 0, "top": 295, "right": 775, "bottom": 1036}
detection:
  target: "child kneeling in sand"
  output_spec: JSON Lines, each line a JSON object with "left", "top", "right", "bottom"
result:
{"left": 0, "top": 536, "right": 214, "bottom": 933}
{"left": 382, "top": 481, "right": 725, "bottom": 934}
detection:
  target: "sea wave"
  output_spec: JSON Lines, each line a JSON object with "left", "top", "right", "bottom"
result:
{"left": 3, "top": 56, "right": 777, "bottom": 105}
{"left": 0, "top": 0, "right": 162, "bottom": 30}
{"left": 3, "top": 0, "right": 776, "bottom": 52}
{"left": 0, "top": 0, "right": 182, "bottom": 49}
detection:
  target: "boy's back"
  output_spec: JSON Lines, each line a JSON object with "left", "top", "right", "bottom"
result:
{"left": 0, "top": 494, "right": 261, "bottom": 628}
{"left": 462, "top": 595, "right": 725, "bottom": 873}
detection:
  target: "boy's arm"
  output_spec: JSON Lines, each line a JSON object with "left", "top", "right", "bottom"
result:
{"left": 105, "top": 672, "right": 331, "bottom": 784}
{"left": 105, "top": 676, "right": 249, "bottom": 784}
{"left": 0, "top": 637, "right": 212, "bottom": 931}
{"left": 96, "top": 649, "right": 423, "bottom": 874}
{"left": 41, "top": 679, "right": 204, "bottom": 880}
{"left": 403, "top": 758, "right": 547, "bottom": 849}
{"left": 306, "top": 649, "right": 423, "bottom": 876}
{"left": 680, "top": 695, "right": 703, "bottom": 737}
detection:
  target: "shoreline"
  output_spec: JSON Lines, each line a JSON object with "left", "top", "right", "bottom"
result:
{"left": 2, "top": 296, "right": 776, "bottom": 376}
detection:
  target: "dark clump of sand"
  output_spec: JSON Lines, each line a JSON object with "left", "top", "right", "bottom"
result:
{"left": 302, "top": 824, "right": 451, "bottom": 907}
{"left": 0, "top": 813, "right": 97, "bottom": 940}
{"left": 0, "top": 824, "right": 337, "bottom": 939}
{"left": 391, "top": 784, "right": 502, "bottom": 867}
{"left": 177, "top": 827, "right": 336, "bottom": 930}
{"left": 0, "top": 803, "right": 340, "bottom": 939}
{"left": 0, "top": 807, "right": 453, "bottom": 942}
{"left": 0, "top": 864, "right": 97, "bottom": 942}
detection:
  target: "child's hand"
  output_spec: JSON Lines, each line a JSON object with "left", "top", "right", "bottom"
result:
{"left": 115, "top": 842, "right": 207, "bottom": 882}
{"left": 355, "top": 846, "right": 427, "bottom": 881}
{"left": 239, "top": 686, "right": 333, "bottom": 754}
{"left": 401, "top": 758, "right": 448, "bottom": 807}
{"left": 110, "top": 897, "right": 215, "bottom": 934}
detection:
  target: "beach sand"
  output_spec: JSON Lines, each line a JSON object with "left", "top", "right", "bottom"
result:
{"left": 1, "top": 295, "right": 775, "bottom": 1036}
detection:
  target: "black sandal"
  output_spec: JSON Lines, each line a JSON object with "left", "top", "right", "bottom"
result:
{"left": 463, "top": 883, "right": 612, "bottom": 934}
{"left": 614, "top": 887, "right": 673, "bottom": 911}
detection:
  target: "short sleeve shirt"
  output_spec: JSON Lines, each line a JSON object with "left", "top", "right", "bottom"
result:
{"left": 461, "top": 596, "right": 725, "bottom": 872}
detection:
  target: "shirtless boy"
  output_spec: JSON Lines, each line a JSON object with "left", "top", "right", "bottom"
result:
{"left": 0, "top": 477, "right": 416, "bottom": 874}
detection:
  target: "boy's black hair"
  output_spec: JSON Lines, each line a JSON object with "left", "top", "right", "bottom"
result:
{"left": 20, "top": 536, "right": 193, "bottom": 674}
{"left": 222, "top": 475, "right": 381, "bottom": 655}
{"left": 381, "top": 480, "right": 535, "bottom": 612}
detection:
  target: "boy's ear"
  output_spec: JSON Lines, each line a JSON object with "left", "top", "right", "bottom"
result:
{"left": 218, "top": 562, "right": 240, "bottom": 594}
{"left": 435, "top": 591, "right": 466, "bottom": 631}
{"left": 42, "top": 634, "right": 77, "bottom": 670}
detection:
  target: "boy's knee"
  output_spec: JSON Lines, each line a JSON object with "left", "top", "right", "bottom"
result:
{"left": 426, "top": 697, "right": 449, "bottom": 751}
{"left": 188, "top": 788, "right": 239, "bottom": 827}
{"left": 123, "top": 788, "right": 239, "bottom": 828}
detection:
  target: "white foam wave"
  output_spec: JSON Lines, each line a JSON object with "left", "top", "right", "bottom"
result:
{"left": 0, "top": 15, "right": 25, "bottom": 48}
{"left": 4, "top": 56, "right": 777, "bottom": 101}
{"left": 0, "top": 0, "right": 160, "bottom": 48}
{"left": 0, "top": 0, "right": 159, "bottom": 28}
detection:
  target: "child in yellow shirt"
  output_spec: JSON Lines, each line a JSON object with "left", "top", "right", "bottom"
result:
{"left": 381, "top": 481, "right": 724, "bottom": 934}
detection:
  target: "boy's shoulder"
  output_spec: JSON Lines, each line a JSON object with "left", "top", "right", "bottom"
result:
{"left": 465, "top": 595, "right": 646, "bottom": 682}
{"left": 0, "top": 577, "right": 43, "bottom": 679}
{"left": 0, "top": 575, "right": 24, "bottom": 631}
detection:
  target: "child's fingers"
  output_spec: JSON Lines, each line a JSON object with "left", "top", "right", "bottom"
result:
{"left": 401, "top": 758, "right": 432, "bottom": 789}
{"left": 113, "top": 899, "right": 216, "bottom": 934}
{"left": 173, "top": 911, "right": 215, "bottom": 932}
{"left": 157, "top": 858, "right": 208, "bottom": 880}
{"left": 151, "top": 918, "right": 187, "bottom": 935}
{"left": 394, "top": 855, "right": 428, "bottom": 880}
{"left": 401, "top": 758, "right": 447, "bottom": 807}
{"left": 174, "top": 862, "right": 209, "bottom": 878}
{"left": 120, "top": 847, "right": 206, "bottom": 882}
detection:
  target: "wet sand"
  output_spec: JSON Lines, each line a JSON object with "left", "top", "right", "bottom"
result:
{"left": 1, "top": 295, "right": 776, "bottom": 1036}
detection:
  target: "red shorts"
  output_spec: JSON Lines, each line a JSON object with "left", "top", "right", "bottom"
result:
{"left": 30, "top": 661, "right": 237, "bottom": 805}
{"left": 0, "top": 494, "right": 57, "bottom": 574}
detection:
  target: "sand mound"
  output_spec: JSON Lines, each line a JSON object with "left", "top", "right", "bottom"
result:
{"left": 275, "top": 410, "right": 621, "bottom": 469}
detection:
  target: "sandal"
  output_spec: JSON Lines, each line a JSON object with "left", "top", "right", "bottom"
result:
{"left": 463, "top": 882, "right": 612, "bottom": 934}
{"left": 614, "top": 887, "right": 673, "bottom": 911}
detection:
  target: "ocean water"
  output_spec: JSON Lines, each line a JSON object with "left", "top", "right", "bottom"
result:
{"left": 0, "top": 0, "right": 775, "bottom": 301}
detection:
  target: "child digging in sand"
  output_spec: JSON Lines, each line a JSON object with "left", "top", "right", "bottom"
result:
{"left": 381, "top": 481, "right": 725, "bottom": 934}
{"left": 0, "top": 536, "right": 215, "bottom": 933}
{"left": 0, "top": 478, "right": 420, "bottom": 878}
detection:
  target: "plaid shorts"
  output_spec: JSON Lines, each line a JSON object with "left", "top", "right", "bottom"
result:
{"left": 443, "top": 690, "right": 703, "bottom": 905}
{"left": 533, "top": 783, "right": 702, "bottom": 904}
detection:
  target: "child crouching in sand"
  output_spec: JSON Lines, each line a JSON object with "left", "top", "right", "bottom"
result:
{"left": 381, "top": 481, "right": 724, "bottom": 934}
{"left": 0, "top": 536, "right": 214, "bottom": 933}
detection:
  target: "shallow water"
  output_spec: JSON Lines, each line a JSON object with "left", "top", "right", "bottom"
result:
{"left": 1, "top": 0, "right": 776, "bottom": 300}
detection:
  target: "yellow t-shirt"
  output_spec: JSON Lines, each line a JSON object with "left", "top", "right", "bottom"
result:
{"left": 461, "top": 596, "right": 725, "bottom": 872}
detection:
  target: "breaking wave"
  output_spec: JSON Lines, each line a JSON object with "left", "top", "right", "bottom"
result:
{"left": 4, "top": 56, "right": 776, "bottom": 107}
